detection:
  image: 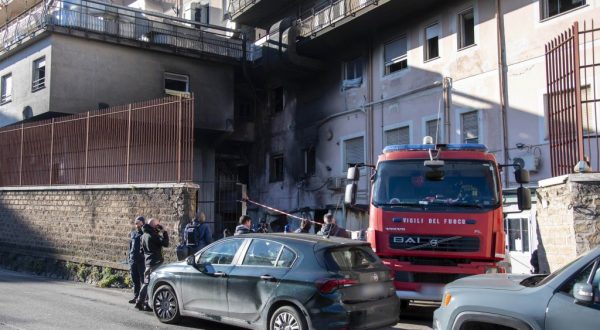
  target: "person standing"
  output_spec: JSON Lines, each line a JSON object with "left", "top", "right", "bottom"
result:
{"left": 182, "top": 212, "right": 213, "bottom": 256}
{"left": 128, "top": 216, "right": 146, "bottom": 304}
{"left": 318, "top": 213, "right": 350, "bottom": 238}
{"left": 294, "top": 219, "right": 312, "bottom": 233}
{"left": 135, "top": 218, "right": 169, "bottom": 311}
{"left": 234, "top": 215, "right": 254, "bottom": 235}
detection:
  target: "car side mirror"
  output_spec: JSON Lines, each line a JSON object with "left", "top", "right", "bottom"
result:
{"left": 574, "top": 282, "right": 594, "bottom": 305}
{"left": 517, "top": 187, "right": 531, "bottom": 211}
{"left": 344, "top": 183, "right": 357, "bottom": 205}
{"left": 514, "top": 168, "right": 530, "bottom": 184}
{"left": 347, "top": 166, "right": 360, "bottom": 181}
{"left": 186, "top": 255, "right": 196, "bottom": 267}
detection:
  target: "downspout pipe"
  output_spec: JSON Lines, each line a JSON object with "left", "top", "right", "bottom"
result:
{"left": 283, "top": 22, "right": 326, "bottom": 71}
{"left": 496, "top": 0, "right": 510, "bottom": 187}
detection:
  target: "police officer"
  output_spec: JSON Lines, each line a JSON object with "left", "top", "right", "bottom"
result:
{"left": 135, "top": 218, "right": 169, "bottom": 311}
{"left": 128, "top": 216, "right": 145, "bottom": 304}
{"left": 182, "top": 212, "right": 213, "bottom": 256}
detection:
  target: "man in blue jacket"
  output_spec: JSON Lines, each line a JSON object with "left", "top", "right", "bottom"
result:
{"left": 128, "top": 216, "right": 145, "bottom": 304}
{"left": 182, "top": 212, "right": 213, "bottom": 256}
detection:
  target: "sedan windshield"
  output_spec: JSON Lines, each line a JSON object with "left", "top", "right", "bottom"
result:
{"left": 372, "top": 159, "right": 500, "bottom": 209}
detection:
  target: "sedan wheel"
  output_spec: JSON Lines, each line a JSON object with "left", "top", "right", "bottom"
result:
{"left": 152, "top": 285, "right": 181, "bottom": 324}
{"left": 270, "top": 305, "right": 307, "bottom": 330}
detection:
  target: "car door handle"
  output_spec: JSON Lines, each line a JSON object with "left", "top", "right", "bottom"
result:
{"left": 214, "top": 271, "right": 227, "bottom": 278}
{"left": 260, "top": 275, "right": 276, "bottom": 282}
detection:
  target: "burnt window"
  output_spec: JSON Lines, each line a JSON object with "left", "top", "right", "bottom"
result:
{"left": 424, "top": 23, "right": 440, "bottom": 61}
{"left": 164, "top": 72, "right": 189, "bottom": 92}
{"left": 271, "top": 87, "right": 284, "bottom": 113}
{"left": 541, "top": 0, "right": 585, "bottom": 19}
{"left": 458, "top": 8, "right": 475, "bottom": 49}
{"left": 343, "top": 57, "right": 363, "bottom": 81}
{"left": 270, "top": 153, "right": 284, "bottom": 182}
{"left": 304, "top": 147, "right": 316, "bottom": 176}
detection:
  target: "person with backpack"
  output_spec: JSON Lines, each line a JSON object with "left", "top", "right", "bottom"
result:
{"left": 182, "top": 212, "right": 213, "bottom": 256}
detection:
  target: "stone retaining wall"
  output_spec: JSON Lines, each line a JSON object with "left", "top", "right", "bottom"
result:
{"left": 0, "top": 184, "right": 198, "bottom": 270}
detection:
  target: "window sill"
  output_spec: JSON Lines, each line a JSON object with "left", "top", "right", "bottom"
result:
{"left": 0, "top": 99, "right": 12, "bottom": 105}
{"left": 423, "top": 56, "right": 440, "bottom": 64}
{"left": 539, "top": 4, "right": 588, "bottom": 23}
{"left": 458, "top": 43, "right": 477, "bottom": 52}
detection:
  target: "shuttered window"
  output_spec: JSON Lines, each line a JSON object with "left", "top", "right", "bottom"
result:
{"left": 385, "top": 126, "right": 410, "bottom": 146}
{"left": 461, "top": 111, "right": 479, "bottom": 143}
{"left": 344, "top": 136, "right": 364, "bottom": 167}
{"left": 426, "top": 119, "right": 441, "bottom": 142}
{"left": 425, "top": 23, "right": 440, "bottom": 60}
{"left": 384, "top": 36, "right": 407, "bottom": 75}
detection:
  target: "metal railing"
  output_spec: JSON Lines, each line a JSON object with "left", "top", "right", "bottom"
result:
{"left": 31, "top": 77, "right": 45, "bottom": 91}
{"left": 227, "top": 0, "right": 260, "bottom": 18}
{"left": 0, "top": 0, "right": 260, "bottom": 61}
{"left": 298, "top": 0, "right": 376, "bottom": 37}
{"left": 545, "top": 21, "right": 600, "bottom": 175}
{"left": 0, "top": 95, "right": 194, "bottom": 187}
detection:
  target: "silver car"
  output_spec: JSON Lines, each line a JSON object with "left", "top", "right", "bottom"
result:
{"left": 433, "top": 246, "right": 600, "bottom": 330}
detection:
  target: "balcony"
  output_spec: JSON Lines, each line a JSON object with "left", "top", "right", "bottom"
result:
{"left": 0, "top": 0, "right": 260, "bottom": 63}
{"left": 227, "top": 0, "right": 296, "bottom": 29}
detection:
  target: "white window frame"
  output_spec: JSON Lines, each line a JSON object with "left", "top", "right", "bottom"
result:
{"left": 383, "top": 121, "right": 412, "bottom": 146}
{"left": 457, "top": 7, "right": 476, "bottom": 50}
{"left": 32, "top": 57, "right": 46, "bottom": 92}
{"left": 424, "top": 21, "right": 441, "bottom": 62}
{"left": 164, "top": 72, "right": 189, "bottom": 93}
{"left": 421, "top": 115, "right": 444, "bottom": 144}
{"left": 455, "top": 109, "right": 482, "bottom": 144}
{"left": 383, "top": 35, "right": 408, "bottom": 76}
{"left": 1, "top": 73, "right": 12, "bottom": 104}
{"left": 340, "top": 132, "right": 365, "bottom": 173}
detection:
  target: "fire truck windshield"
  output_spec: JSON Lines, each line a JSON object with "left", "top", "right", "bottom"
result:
{"left": 372, "top": 160, "right": 500, "bottom": 209}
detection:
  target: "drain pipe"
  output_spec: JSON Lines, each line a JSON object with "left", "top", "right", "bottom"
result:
{"left": 443, "top": 77, "right": 452, "bottom": 143}
{"left": 496, "top": 0, "right": 510, "bottom": 187}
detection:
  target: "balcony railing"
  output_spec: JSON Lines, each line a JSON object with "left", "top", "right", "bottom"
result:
{"left": 298, "top": 0, "right": 376, "bottom": 37}
{"left": 227, "top": 0, "right": 260, "bottom": 18}
{"left": 0, "top": 0, "right": 260, "bottom": 62}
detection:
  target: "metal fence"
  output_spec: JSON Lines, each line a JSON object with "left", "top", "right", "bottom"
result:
{"left": 0, "top": 96, "right": 194, "bottom": 186}
{"left": 227, "top": 0, "right": 259, "bottom": 18}
{"left": 545, "top": 21, "right": 600, "bottom": 176}
{"left": 0, "top": 0, "right": 260, "bottom": 61}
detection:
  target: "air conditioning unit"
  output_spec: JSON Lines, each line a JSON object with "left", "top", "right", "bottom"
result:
{"left": 327, "top": 177, "right": 346, "bottom": 191}
{"left": 513, "top": 155, "right": 541, "bottom": 173}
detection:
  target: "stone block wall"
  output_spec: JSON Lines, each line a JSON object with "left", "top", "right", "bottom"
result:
{"left": 0, "top": 184, "right": 198, "bottom": 270}
{"left": 537, "top": 174, "right": 600, "bottom": 272}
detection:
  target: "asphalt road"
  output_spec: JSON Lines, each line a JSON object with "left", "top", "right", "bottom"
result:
{"left": 0, "top": 268, "right": 433, "bottom": 330}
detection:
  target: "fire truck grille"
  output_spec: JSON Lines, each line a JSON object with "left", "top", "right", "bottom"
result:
{"left": 388, "top": 235, "right": 480, "bottom": 252}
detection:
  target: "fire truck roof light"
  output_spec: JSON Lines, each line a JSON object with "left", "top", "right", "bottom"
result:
{"left": 383, "top": 144, "right": 488, "bottom": 153}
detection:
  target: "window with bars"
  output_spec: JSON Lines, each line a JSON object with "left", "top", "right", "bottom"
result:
{"left": 424, "top": 23, "right": 440, "bottom": 61}
{"left": 385, "top": 126, "right": 410, "bottom": 146}
{"left": 541, "top": 0, "right": 585, "bottom": 19}
{"left": 505, "top": 218, "right": 529, "bottom": 252}
{"left": 270, "top": 154, "right": 284, "bottom": 182}
{"left": 32, "top": 57, "right": 45, "bottom": 92}
{"left": 426, "top": 119, "right": 441, "bottom": 142}
{"left": 458, "top": 8, "right": 475, "bottom": 49}
{"left": 461, "top": 111, "right": 479, "bottom": 143}
{"left": 384, "top": 36, "right": 407, "bottom": 75}
{"left": 343, "top": 136, "right": 364, "bottom": 169}
{"left": 1, "top": 73, "right": 12, "bottom": 104}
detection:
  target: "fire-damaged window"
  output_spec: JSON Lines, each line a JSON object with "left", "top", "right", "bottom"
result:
{"left": 270, "top": 153, "right": 284, "bottom": 182}
{"left": 164, "top": 72, "right": 189, "bottom": 93}
{"left": 271, "top": 87, "right": 284, "bottom": 113}
{"left": 541, "top": 0, "right": 585, "bottom": 19}
{"left": 424, "top": 22, "right": 440, "bottom": 61}
{"left": 461, "top": 111, "right": 479, "bottom": 143}
{"left": 384, "top": 36, "right": 407, "bottom": 75}
{"left": 458, "top": 8, "right": 475, "bottom": 49}
{"left": 343, "top": 136, "right": 364, "bottom": 170}
{"left": 505, "top": 218, "right": 529, "bottom": 252}
{"left": 304, "top": 147, "right": 316, "bottom": 176}
{"left": 342, "top": 57, "right": 363, "bottom": 90}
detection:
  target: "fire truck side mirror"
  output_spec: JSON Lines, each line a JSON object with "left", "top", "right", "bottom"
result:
{"left": 517, "top": 187, "right": 531, "bottom": 211}
{"left": 514, "top": 168, "right": 530, "bottom": 184}
{"left": 347, "top": 166, "right": 360, "bottom": 181}
{"left": 344, "top": 183, "right": 357, "bottom": 206}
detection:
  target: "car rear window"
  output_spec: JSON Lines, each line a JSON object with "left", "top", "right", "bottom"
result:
{"left": 326, "top": 246, "right": 378, "bottom": 271}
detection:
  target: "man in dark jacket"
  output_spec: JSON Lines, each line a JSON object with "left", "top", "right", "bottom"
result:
{"left": 234, "top": 215, "right": 254, "bottom": 236}
{"left": 182, "top": 212, "right": 213, "bottom": 256}
{"left": 128, "top": 216, "right": 145, "bottom": 304}
{"left": 135, "top": 218, "right": 169, "bottom": 311}
{"left": 318, "top": 213, "right": 350, "bottom": 238}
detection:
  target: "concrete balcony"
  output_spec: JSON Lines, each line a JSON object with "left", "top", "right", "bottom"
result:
{"left": 227, "top": 0, "right": 297, "bottom": 29}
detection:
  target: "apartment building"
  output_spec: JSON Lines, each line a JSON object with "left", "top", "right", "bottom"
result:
{"left": 228, "top": 0, "right": 599, "bottom": 256}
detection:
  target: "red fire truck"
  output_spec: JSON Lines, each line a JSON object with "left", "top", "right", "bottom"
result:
{"left": 345, "top": 138, "right": 531, "bottom": 306}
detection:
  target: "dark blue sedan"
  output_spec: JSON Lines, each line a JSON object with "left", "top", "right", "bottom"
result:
{"left": 147, "top": 233, "right": 399, "bottom": 330}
